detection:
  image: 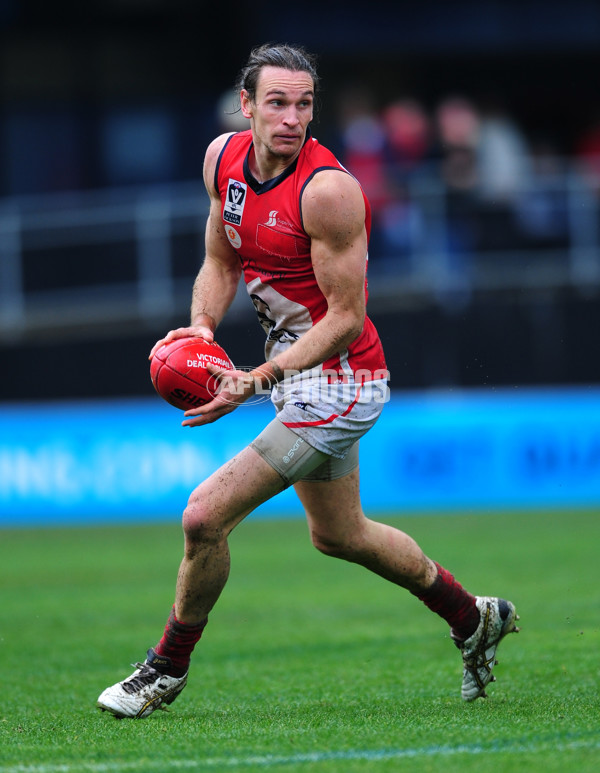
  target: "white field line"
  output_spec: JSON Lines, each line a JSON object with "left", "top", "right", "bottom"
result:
{"left": 1, "top": 736, "right": 599, "bottom": 773}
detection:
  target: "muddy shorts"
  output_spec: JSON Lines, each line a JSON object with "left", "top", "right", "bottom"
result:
{"left": 250, "top": 377, "right": 388, "bottom": 486}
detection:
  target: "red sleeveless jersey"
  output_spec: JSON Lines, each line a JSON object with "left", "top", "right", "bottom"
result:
{"left": 214, "top": 129, "right": 387, "bottom": 382}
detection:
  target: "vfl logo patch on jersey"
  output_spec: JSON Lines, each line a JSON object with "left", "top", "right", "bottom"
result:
{"left": 223, "top": 179, "right": 247, "bottom": 226}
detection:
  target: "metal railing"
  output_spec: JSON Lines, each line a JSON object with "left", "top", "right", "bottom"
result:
{"left": 1, "top": 164, "right": 599, "bottom": 340}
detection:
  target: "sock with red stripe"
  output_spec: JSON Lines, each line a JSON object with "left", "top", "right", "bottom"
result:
{"left": 415, "top": 563, "right": 480, "bottom": 641}
{"left": 153, "top": 606, "right": 207, "bottom": 677}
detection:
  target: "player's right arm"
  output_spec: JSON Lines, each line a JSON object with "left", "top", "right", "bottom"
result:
{"left": 150, "top": 134, "right": 242, "bottom": 358}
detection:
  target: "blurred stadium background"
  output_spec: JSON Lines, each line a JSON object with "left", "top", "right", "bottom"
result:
{"left": 2, "top": 0, "right": 600, "bottom": 524}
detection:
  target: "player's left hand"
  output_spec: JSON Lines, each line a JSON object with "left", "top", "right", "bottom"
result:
{"left": 181, "top": 364, "right": 256, "bottom": 427}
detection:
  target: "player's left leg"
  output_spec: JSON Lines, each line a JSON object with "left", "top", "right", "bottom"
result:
{"left": 294, "top": 467, "right": 519, "bottom": 700}
{"left": 294, "top": 467, "right": 438, "bottom": 593}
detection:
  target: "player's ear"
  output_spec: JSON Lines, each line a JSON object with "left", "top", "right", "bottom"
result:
{"left": 240, "top": 90, "right": 253, "bottom": 119}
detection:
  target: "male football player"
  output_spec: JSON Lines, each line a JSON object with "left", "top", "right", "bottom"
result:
{"left": 98, "top": 43, "right": 519, "bottom": 719}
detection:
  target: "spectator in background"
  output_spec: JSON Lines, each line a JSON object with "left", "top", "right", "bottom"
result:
{"left": 433, "top": 96, "right": 481, "bottom": 258}
{"left": 435, "top": 96, "right": 480, "bottom": 192}
{"left": 473, "top": 99, "right": 531, "bottom": 252}
{"left": 381, "top": 99, "right": 432, "bottom": 179}
{"left": 514, "top": 138, "right": 569, "bottom": 249}
{"left": 576, "top": 113, "right": 600, "bottom": 194}
{"left": 374, "top": 99, "right": 432, "bottom": 270}
{"left": 477, "top": 99, "right": 530, "bottom": 204}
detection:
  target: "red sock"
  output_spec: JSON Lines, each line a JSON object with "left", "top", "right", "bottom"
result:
{"left": 154, "top": 606, "right": 207, "bottom": 677}
{"left": 415, "top": 563, "right": 479, "bottom": 640}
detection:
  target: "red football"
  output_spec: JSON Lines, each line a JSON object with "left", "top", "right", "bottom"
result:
{"left": 150, "top": 337, "right": 234, "bottom": 411}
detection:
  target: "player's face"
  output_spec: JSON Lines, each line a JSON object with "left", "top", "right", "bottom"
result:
{"left": 241, "top": 66, "right": 314, "bottom": 163}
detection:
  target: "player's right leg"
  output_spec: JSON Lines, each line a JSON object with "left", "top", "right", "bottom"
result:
{"left": 452, "top": 596, "right": 520, "bottom": 701}
{"left": 97, "top": 445, "right": 287, "bottom": 719}
{"left": 294, "top": 468, "right": 519, "bottom": 701}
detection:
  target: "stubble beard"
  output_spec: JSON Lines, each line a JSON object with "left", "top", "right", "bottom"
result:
{"left": 267, "top": 137, "right": 302, "bottom": 163}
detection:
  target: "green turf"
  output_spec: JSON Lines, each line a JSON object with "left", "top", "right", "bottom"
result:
{"left": 1, "top": 510, "right": 599, "bottom": 772}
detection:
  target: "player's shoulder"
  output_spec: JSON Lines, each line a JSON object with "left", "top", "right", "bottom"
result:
{"left": 203, "top": 132, "right": 237, "bottom": 194}
{"left": 206, "top": 128, "right": 252, "bottom": 161}
{"left": 302, "top": 165, "right": 364, "bottom": 214}
{"left": 204, "top": 132, "right": 235, "bottom": 174}
{"left": 300, "top": 152, "right": 366, "bottom": 239}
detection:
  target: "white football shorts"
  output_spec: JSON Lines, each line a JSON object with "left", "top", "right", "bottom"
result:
{"left": 250, "top": 376, "right": 388, "bottom": 485}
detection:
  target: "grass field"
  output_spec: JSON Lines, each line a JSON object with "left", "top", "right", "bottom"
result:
{"left": 0, "top": 509, "right": 598, "bottom": 772}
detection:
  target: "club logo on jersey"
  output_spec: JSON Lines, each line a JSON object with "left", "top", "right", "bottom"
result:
{"left": 225, "top": 225, "right": 242, "bottom": 249}
{"left": 223, "top": 179, "right": 247, "bottom": 225}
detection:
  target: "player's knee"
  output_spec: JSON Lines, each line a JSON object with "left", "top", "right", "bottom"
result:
{"left": 182, "top": 496, "right": 223, "bottom": 547}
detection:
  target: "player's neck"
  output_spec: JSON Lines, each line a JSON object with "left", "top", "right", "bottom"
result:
{"left": 249, "top": 145, "right": 299, "bottom": 184}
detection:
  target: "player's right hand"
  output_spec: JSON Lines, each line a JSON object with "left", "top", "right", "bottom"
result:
{"left": 180, "top": 363, "right": 255, "bottom": 427}
{"left": 149, "top": 326, "right": 215, "bottom": 359}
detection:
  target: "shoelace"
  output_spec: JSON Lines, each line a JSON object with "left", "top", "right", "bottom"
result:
{"left": 121, "top": 663, "right": 161, "bottom": 695}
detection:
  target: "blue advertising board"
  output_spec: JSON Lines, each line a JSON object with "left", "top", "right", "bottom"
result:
{"left": 1, "top": 387, "right": 600, "bottom": 526}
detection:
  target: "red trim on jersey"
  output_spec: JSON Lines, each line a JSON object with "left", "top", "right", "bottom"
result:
{"left": 282, "top": 387, "right": 362, "bottom": 429}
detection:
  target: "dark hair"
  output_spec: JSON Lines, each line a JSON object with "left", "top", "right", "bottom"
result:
{"left": 236, "top": 43, "right": 320, "bottom": 102}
